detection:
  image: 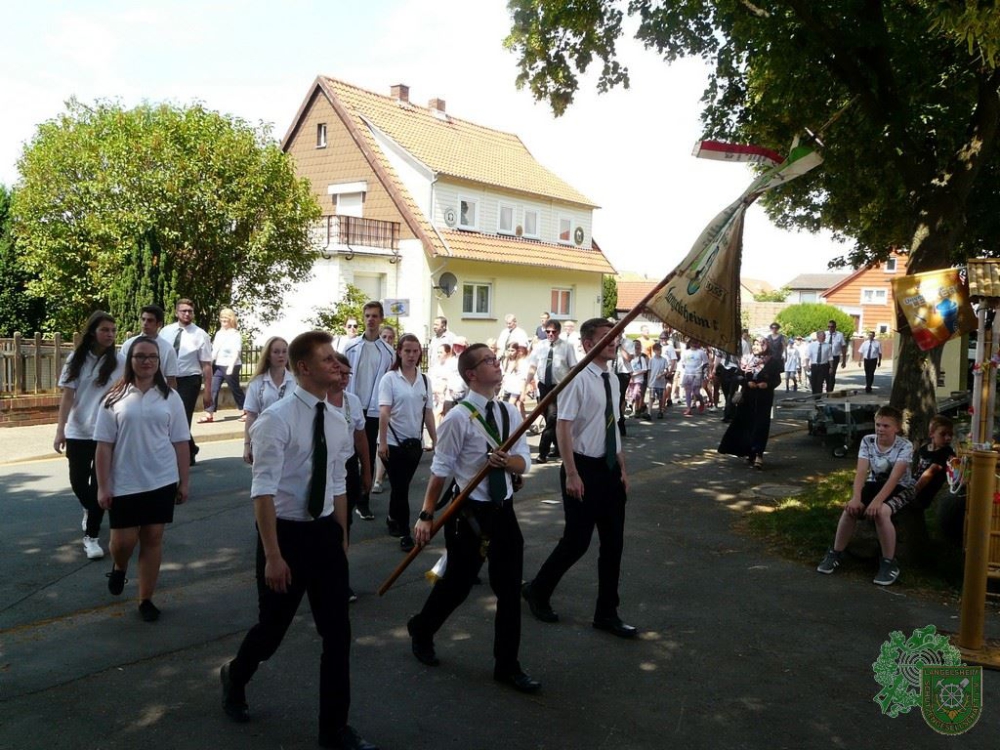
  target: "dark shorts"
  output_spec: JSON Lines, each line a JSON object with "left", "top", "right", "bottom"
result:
{"left": 109, "top": 483, "right": 178, "bottom": 529}
{"left": 861, "top": 480, "right": 915, "bottom": 515}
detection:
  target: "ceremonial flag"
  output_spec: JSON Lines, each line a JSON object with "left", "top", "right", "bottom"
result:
{"left": 644, "top": 143, "right": 824, "bottom": 353}
{"left": 692, "top": 140, "right": 784, "bottom": 166}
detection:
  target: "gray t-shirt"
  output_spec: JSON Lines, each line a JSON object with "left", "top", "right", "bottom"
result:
{"left": 859, "top": 434, "right": 914, "bottom": 487}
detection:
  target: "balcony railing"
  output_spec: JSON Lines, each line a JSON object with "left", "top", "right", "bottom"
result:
{"left": 312, "top": 215, "right": 400, "bottom": 254}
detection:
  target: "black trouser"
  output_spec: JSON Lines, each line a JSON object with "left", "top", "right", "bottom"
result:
{"left": 174, "top": 374, "right": 202, "bottom": 456}
{"left": 810, "top": 363, "right": 829, "bottom": 395}
{"left": 531, "top": 454, "right": 627, "bottom": 619}
{"left": 827, "top": 358, "right": 842, "bottom": 392}
{"left": 863, "top": 358, "right": 878, "bottom": 390}
{"left": 230, "top": 515, "right": 350, "bottom": 736}
{"left": 358, "top": 416, "right": 379, "bottom": 513}
{"left": 66, "top": 438, "right": 104, "bottom": 537}
{"left": 537, "top": 382, "right": 560, "bottom": 458}
{"left": 345, "top": 453, "right": 360, "bottom": 531}
{"left": 616, "top": 373, "right": 629, "bottom": 434}
{"left": 386, "top": 443, "right": 423, "bottom": 532}
{"left": 410, "top": 499, "right": 523, "bottom": 672}
{"left": 717, "top": 367, "right": 738, "bottom": 421}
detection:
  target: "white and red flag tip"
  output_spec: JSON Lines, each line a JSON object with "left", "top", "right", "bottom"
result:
{"left": 692, "top": 140, "right": 784, "bottom": 167}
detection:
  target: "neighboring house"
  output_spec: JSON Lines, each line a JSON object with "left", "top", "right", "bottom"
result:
{"left": 614, "top": 280, "right": 661, "bottom": 333}
{"left": 268, "top": 77, "right": 615, "bottom": 344}
{"left": 739, "top": 278, "right": 774, "bottom": 306}
{"left": 783, "top": 272, "right": 849, "bottom": 304}
{"left": 820, "top": 251, "right": 907, "bottom": 335}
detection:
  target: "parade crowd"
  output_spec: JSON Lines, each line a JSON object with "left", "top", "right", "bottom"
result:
{"left": 53, "top": 298, "right": 920, "bottom": 750}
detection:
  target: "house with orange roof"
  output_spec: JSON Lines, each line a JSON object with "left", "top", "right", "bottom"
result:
{"left": 818, "top": 250, "right": 907, "bottom": 335}
{"left": 269, "top": 77, "right": 615, "bottom": 344}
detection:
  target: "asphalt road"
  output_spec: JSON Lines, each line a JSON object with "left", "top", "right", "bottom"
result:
{"left": 1, "top": 365, "right": 997, "bottom": 749}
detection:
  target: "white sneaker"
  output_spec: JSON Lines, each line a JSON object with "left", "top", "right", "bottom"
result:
{"left": 82, "top": 510, "right": 89, "bottom": 532}
{"left": 82, "top": 535, "right": 105, "bottom": 560}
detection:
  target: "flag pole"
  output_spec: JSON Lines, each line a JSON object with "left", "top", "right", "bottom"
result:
{"left": 377, "top": 270, "right": 680, "bottom": 596}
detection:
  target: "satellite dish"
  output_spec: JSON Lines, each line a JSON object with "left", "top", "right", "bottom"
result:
{"left": 437, "top": 272, "right": 458, "bottom": 297}
{"left": 443, "top": 206, "right": 458, "bottom": 228}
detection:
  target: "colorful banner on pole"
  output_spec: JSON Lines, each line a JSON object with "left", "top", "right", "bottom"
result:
{"left": 644, "top": 143, "right": 824, "bottom": 353}
{"left": 892, "top": 268, "right": 976, "bottom": 351}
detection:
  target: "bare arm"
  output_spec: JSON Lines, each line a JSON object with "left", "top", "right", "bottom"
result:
{"left": 243, "top": 412, "right": 258, "bottom": 464}
{"left": 424, "top": 407, "right": 437, "bottom": 449}
{"left": 354, "top": 428, "right": 371, "bottom": 495}
{"left": 173, "top": 441, "right": 190, "bottom": 503}
{"left": 53, "top": 388, "right": 75, "bottom": 453}
{"left": 414, "top": 474, "right": 447, "bottom": 546}
{"left": 378, "top": 404, "right": 391, "bottom": 463}
{"left": 201, "top": 361, "right": 213, "bottom": 409}
{"left": 96, "top": 441, "right": 114, "bottom": 509}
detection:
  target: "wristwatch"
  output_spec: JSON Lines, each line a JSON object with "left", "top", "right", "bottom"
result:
{"left": 418, "top": 510, "right": 434, "bottom": 522}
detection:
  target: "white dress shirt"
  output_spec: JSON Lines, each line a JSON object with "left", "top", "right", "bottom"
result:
{"left": 529, "top": 338, "right": 578, "bottom": 385}
{"left": 248, "top": 386, "right": 350, "bottom": 521}
{"left": 430, "top": 390, "right": 531, "bottom": 503}
{"left": 211, "top": 328, "right": 243, "bottom": 368}
{"left": 120, "top": 335, "right": 179, "bottom": 379}
{"left": 244, "top": 370, "right": 294, "bottom": 415}
{"left": 330, "top": 390, "right": 365, "bottom": 463}
{"left": 58, "top": 350, "right": 126, "bottom": 440}
{"left": 378, "top": 370, "right": 431, "bottom": 446}
{"left": 827, "top": 330, "right": 847, "bottom": 357}
{"left": 860, "top": 339, "right": 882, "bottom": 360}
{"left": 160, "top": 322, "right": 212, "bottom": 376}
{"left": 808, "top": 341, "right": 831, "bottom": 365}
{"left": 557, "top": 362, "right": 622, "bottom": 458}
{"left": 93, "top": 385, "right": 190, "bottom": 496}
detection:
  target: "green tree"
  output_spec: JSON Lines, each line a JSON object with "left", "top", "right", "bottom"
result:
{"left": 307, "top": 284, "right": 373, "bottom": 335}
{"left": 11, "top": 99, "right": 322, "bottom": 333}
{"left": 0, "top": 185, "right": 46, "bottom": 336}
{"left": 505, "top": 0, "right": 1000, "bottom": 438}
{"left": 753, "top": 287, "right": 791, "bottom": 303}
{"left": 601, "top": 274, "right": 618, "bottom": 318}
{"left": 775, "top": 303, "right": 854, "bottom": 341}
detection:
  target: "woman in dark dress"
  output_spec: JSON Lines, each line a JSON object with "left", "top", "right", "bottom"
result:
{"left": 719, "top": 336, "right": 782, "bottom": 469}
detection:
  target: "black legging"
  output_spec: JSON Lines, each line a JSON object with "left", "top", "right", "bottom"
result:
{"left": 66, "top": 438, "right": 104, "bottom": 537}
{"left": 386, "top": 444, "right": 423, "bottom": 532}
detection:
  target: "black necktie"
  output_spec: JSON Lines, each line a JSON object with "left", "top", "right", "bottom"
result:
{"left": 308, "top": 403, "right": 327, "bottom": 519}
{"left": 172, "top": 327, "right": 183, "bottom": 353}
{"left": 485, "top": 401, "right": 507, "bottom": 504}
{"left": 544, "top": 345, "right": 554, "bottom": 385}
{"left": 601, "top": 373, "right": 617, "bottom": 470}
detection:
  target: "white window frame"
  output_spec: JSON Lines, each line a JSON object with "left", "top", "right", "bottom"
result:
{"left": 558, "top": 216, "right": 573, "bottom": 245}
{"left": 459, "top": 196, "right": 479, "bottom": 230}
{"left": 462, "top": 282, "right": 492, "bottom": 318}
{"left": 860, "top": 288, "right": 888, "bottom": 305}
{"left": 497, "top": 202, "right": 515, "bottom": 235}
{"left": 800, "top": 291, "right": 818, "bottom": 303}
{"left": 317, "top": 123, "right": 327, "bottom": 148}
{"left": 550, "top": 288, "right": 573, "bottom": 318}
{"left": 884, "top": 257, "right": 897, "bottom": 272}
{"left": 522, "top": 208, "right": 539, "bottom": 239}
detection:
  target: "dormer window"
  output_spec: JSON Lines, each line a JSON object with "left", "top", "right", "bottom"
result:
{"left": 459, "top": 197, "right": 478, "bottom": 230}
{"left": 498, "top": 203, "right": 515, "bottom": 235}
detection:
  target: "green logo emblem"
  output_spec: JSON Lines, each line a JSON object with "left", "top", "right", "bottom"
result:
{"left": 921, "top": 666, "right": 983, "bottom": 735}
{"left": 872, "top": 625, "right": 962, "bottom": 717}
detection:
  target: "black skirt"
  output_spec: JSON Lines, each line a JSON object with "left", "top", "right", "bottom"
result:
{"left": 108, "top": 483, "right": 178, "bottom": 528}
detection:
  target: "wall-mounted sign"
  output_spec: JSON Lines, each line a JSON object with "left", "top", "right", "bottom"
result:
{"left": 384, "top": 299, "right": 409, "bottom": 317}
{"left": 574, "top": 226, "right": 585, "bottom": 246}
{"left": 443, "top": 207, "right": 457, "bottom": 228}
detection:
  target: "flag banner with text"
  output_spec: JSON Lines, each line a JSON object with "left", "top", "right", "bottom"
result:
{"left": 892, "top": 268, "right": 976, "bottom": 351}
{"left": 645, "top": 144, "right": 824, "bottom": 353}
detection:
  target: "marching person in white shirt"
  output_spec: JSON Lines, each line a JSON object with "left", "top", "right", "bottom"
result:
{"left": 94, "top": 336, "right": 190, "bottom": 622}
{"left": 243, "top": 337, "right": 294, "bottom": 464}
{"left": 54, "top": 311, "right": 125, "bottom": 560}
{"left": 119, "top": 304, "right": 179, "bottom": 389}
{"left": 526, "top": 319, "right": 578, "bottom": 463}
{"left": 160, "top": 298, "right": 213, "bottom": 465}
{"left": 825, "top": 320, "right": 849, "bottom": 392}
{"left": 807, "top": 331, "right": 832, "bottom": 395}
{"left": 857, "top": 331, "right": 883, "bottom": 393}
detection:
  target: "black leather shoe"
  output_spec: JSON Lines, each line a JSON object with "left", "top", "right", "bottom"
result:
{"left": 521, "top": 582, "right": 558, "bottom": 623}
{"left": 220, "top": 661, "right": 249, "bottom": 723}
{"left": 593, "top": 615, "right": 638, "bottom": 639}
{"left": 493, "top": 668, "right": 541, "bottom": 694}
{"left": 407, "top": 616, "right": 439, "bottom": 666}
{"left": 535, "top": 454, "right": 548, "bottom": 464}
{"left": 318, "top": 724, "right": 379, "bottom": 750}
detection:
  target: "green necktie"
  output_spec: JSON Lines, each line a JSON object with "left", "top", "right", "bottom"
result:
{"left": 172, "top": 327, "right": 183, "bottom": 353}
{"left": 485, "top": 401, "right": 507, "bottom": 504}
{"left": 602, "top": 373, "right": 617, "bottom": 470}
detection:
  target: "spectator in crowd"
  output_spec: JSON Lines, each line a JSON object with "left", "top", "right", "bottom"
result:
{"left": 442, "top": 337, "right": 469, "bottom": 416}
{"left": 784, "top": 339, "right": 801, "bottom": 392}
{"left": 371, "top": 325, "right": 396, "bottom": 497}
{"left": 858, "top": 330, "right": 883, "bottom": 393}
{"left": 816, "top": 405, "right": 915, "bottom": 586}
{"left": 496, "top": 314, "right": 529, "bottom": 360}
{"left": 54, "top": 311, "right": 125, "bottom": 560}
{"left": 379, "top": 324, "right": 396, "bottom": 349}
{"left": 120, "top": 305, "right": 179, "bottom": 388}
{"left": 160, "top": 298, "right": 213, "bottom": 465}
{"left": 626, "top": 339, "right": 650, "bottom": 419}
{"left": 718, "top": 336, "right": 782, "bottom": 470}
{"left": 336, "top": 318, "right": 360, "bottom": 353}
{"left": 501, "top": 342, "right": 530, "bottom": 419}
{"left": 527, "top": 319, "right": 578, "bottom": 462}
{"left": 243, "top": 337, "right": 293, "bottom": 465}
{"left": 678, "top": 339, "right": 709, "bottom": 417}
{"left": 200, "top": 307, "right": 246, "bottom": 423}
{"left": 430, "top": 316, "right": 455, "bottom": 349}
{"left": 95, "top": 336, "right": 190, "bottom": 622}
{"left": 766, "top": 322, "right": 787, "bottom": 363}
{"left": 535, "top": 312, "right": 551, "bottom": 343}
{"left": 647, "top": 342, "right": 668, "bottom": 419}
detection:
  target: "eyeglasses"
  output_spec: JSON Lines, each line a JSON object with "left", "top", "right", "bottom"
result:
{"left": 475, "top": 356, "right": 499, "bottom": 367}
{"left": 132, "top": 354, "right": 160, "bottom": 362}
{"left": 177, "top": 308, "right": 194, "bottom": 315}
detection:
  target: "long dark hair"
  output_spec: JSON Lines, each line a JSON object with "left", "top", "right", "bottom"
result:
{"left": 390, "top": 334, "right": 423, "bottom": 371}
{"left": 65, "top": 311, "right": 118, "bottom": 387}
{"left": 104, "top": 336, "right": 170, "bottom": 408}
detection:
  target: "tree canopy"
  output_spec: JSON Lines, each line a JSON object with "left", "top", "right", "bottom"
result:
{"left": 0, "top": 184, "right": 46, "bottom": 336}
{"left": 505, "top": 0, "right": 1000, "bottom": 437}
{"left": 10, "top": 99, "right": 321, "bottom": 333}
{"left": 775, "top": 303, "right": 853, "bottom": 340}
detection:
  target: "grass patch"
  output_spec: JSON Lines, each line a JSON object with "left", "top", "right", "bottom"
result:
{"left": 743, "top": 470, "right": 964, "bottom": 593}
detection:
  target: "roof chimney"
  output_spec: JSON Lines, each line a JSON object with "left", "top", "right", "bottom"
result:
{"left": 390, "top": 84, "right": 409, "bottom": 103}
{"left": 428, "top": 98, "right": 446, "bottom": 113}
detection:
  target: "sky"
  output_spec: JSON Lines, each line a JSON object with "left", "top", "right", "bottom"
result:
{"left": 1, "top": 0, "right": 851, "bottom": 288}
